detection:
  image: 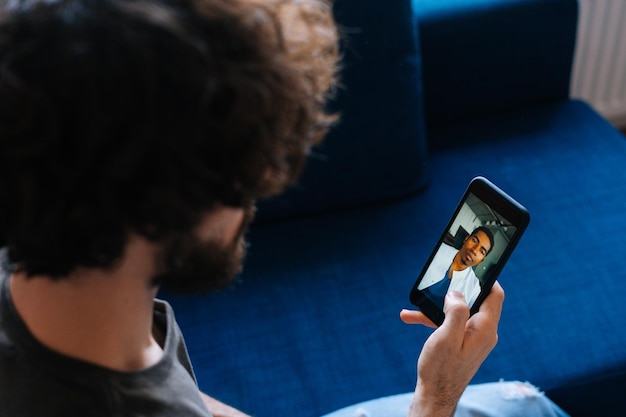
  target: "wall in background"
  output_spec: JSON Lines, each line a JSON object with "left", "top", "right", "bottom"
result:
{"left": 570, "top": 0, "right": 626, "bottom": 129}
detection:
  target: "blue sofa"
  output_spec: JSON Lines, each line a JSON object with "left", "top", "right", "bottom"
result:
{"left": 160, "top": 0, "right": 626, "bottom": 416}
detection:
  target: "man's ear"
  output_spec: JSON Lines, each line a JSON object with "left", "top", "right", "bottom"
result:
{"left": 195, "top": 207, "right": 245, "bottom": 247}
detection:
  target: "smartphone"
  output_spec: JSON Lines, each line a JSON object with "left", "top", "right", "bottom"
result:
{"left": 409, "top": 176, "right": 530, "bottom": 326}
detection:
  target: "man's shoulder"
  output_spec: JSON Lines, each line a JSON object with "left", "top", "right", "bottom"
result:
{"left": 436, "top": 242, "right": 458, "bottom": 260}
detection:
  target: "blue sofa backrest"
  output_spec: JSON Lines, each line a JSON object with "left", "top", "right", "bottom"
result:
{"left": 256, "top": 0, "right": 429, "bottom": 223}
{"left": 413, "top": 0, "right": 578, "bottom": 135}
{"left": 255, "top": 0, "right": 579, "bottom": 222}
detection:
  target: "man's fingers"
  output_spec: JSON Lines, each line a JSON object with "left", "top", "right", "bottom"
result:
{"left": 401, "top": 290, "right": 471, "bottom": 331}
{"left": 466, "top": 282, "right": 504, "bottom": 334}
{"left": 477, "top": 281, "right": 505, "bottom": 317}
{"left": 400, "top": 309, "right": 437, "bottom": 328}
{"left": 464, "top": 282, "right": 505, "bottom": 353}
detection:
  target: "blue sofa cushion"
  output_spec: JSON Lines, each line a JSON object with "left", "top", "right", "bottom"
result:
{"left": 255, "top": 0, "right": 428, "bottom": 222}
{"left": 412, "top": 0, "right": 578, "bottom": 130}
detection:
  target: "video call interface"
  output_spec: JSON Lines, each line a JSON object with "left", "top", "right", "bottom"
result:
{"left": 416, "top": 192, "right": 518, "bottom": 309}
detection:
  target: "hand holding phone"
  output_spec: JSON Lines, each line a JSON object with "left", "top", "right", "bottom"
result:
{"left": 409, "top": 176, "right": 529, "bottom": 326}
{"left": 404, "top": 282, "right": 505, "bottom": 417}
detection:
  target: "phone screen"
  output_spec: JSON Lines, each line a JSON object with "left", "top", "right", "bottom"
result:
{"left": 409, "top": 177, "right": 529, "bottom": 325}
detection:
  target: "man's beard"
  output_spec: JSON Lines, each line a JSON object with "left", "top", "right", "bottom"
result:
{"left": 152, "top": 205, "right": 254, "bottom": 294}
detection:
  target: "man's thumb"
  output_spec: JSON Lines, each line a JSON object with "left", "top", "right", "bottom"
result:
{"left": 442, "top": 291, "right": 470, "bottom": 331}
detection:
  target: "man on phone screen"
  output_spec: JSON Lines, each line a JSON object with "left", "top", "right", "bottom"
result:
{"left": 418, "top": 226, "right": 494, "bottom": 309}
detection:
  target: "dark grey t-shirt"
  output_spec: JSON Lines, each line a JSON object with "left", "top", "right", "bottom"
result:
{"left": 0, "top": 274, "right": 213, "bottom": 417}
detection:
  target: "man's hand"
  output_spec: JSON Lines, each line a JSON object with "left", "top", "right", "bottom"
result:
{"left": 400, "top": 282, "right": 505, "bottom": 417}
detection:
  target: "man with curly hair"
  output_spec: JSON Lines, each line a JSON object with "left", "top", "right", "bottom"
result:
{"left": 0, "top": 0, "right": 566, "bottom": 416}
{"left": 0, "top": 0, "right": 338, "bottom": 415}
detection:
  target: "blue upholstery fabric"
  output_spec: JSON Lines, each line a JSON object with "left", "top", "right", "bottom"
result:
{"left": 412, "top": 0, "right": 578, "bottom": 129}
{"left": 161, "top": 100, "right": 626, "bottom": 417}
{"left": 255, "top": 0, "right": 428, "bottom": 223}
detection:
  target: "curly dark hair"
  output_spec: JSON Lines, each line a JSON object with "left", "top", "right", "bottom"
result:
{"left": 0, "top": 0, "right": 339, "bottom": 277}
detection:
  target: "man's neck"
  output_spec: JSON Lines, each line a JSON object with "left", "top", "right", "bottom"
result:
{"left": 450, "top": 253, "right": 468, "bottom": 274}
{"left": 9, "top": 234, "right": 164, "bottom": 372}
